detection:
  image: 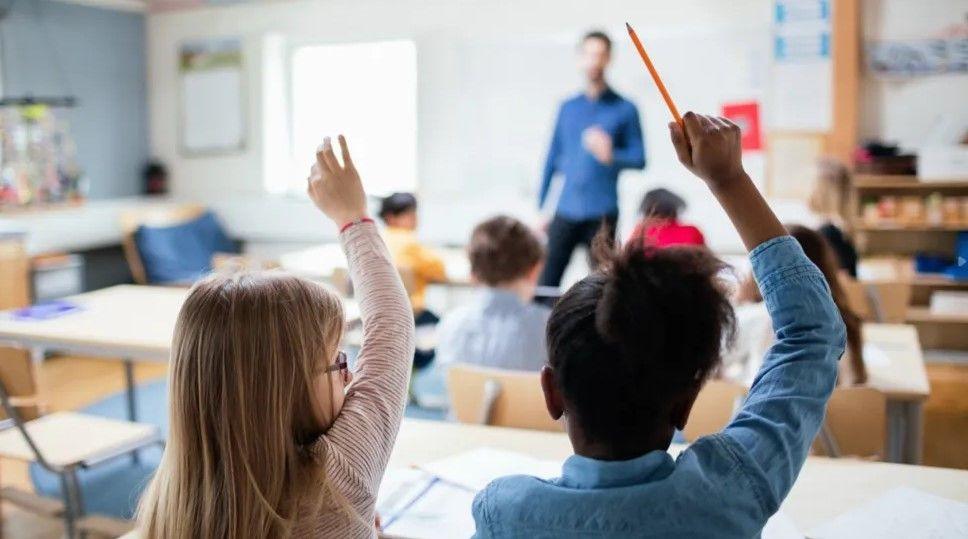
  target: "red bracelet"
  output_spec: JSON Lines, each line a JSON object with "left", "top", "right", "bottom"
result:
{"left": 339, "top": 217, "right": 374, "bottom": 233}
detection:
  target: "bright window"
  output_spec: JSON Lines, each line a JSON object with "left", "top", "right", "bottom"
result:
{"left": 287, "top": 40, "right": 417, "bottom": 195}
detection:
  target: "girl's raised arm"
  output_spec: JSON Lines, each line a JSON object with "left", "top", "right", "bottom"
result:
{"left": 307, "top": 136, "right": 415, "bottom": 486}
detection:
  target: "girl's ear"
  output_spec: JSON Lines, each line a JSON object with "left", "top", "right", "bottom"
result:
{"left": 540, "top": 366, "right": 565, "bottom": 420}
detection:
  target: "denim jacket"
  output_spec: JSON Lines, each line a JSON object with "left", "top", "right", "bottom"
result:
{"left": 472, "top": 236, "right": 847, "bottom": 538}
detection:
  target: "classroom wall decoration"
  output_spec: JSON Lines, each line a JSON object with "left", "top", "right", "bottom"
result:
{"left": 867, "top": 35, "right": 968, "bottom": 78}
{"left": 179, "top": 37, "right": 245, "bottom": 155}
{"left": 770, "top": 0, "right": 833, "bottom": 132}
{"left": 721, "top": 101, "right": 763, "bottom": 152}
{"left": 0, "top": 104, "right": 84, "bottom": 209}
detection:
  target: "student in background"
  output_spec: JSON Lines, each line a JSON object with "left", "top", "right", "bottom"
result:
{"left": 137, "top": 136, "right": 415, "bottom": 537}
{"left": 728, "top": 224, "right": 866, "bottom": 386}
{"left": 809, "top": 158, "right": 859, "bottom": 277}
{"left": 472, "top": 113, "right": 846, "bottom": 538}
{"left": 628, "top": 187, "right": 706, "bottom": 248}
{"left": 436, "top": 216, "right": 549, "bottom": 371}
{"left": 379, "top": 192, "right": 447, "bottom": 368}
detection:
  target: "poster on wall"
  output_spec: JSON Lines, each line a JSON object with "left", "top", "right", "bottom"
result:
{"left": 867, "top": 36, "right": 968, "bottom": 77}
{"left": 721, "top": 101, "right": 763, "bottom": 151}
{"left": 180, "top": 38, "right": 245, "bottom": 155}
{"left": 769, "top": 0, "right": 832, "bottom": 132}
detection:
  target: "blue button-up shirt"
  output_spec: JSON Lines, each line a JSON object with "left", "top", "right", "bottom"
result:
{"left": 472, "top": 236, "right": 846, "bottom": 538}
{"left": 436, "top": 288, "right": 550, "bottom": 372}
{"left": 539, "top": 88, "right": 646, "bottom": 221}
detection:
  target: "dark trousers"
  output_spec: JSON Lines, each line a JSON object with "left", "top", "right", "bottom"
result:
{"left": 539, "top": 213, "right": 618, "bottom": 287}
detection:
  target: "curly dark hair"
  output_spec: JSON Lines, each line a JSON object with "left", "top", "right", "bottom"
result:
{"left": 546, "top": 228, "right": 735, "bottom": 451}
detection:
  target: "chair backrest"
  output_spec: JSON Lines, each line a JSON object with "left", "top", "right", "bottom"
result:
{"left": 120, "top": 204, "right": 207, "bottom": 284}
{"left": 841, "top": 277, "right": 911, "bottom": 323}
{"left": 682, "top": 380, "right": 748, "bottom": 442}
{"left": 0, "top": 346, "right": 41, "bottom": 423}
{"left": 813, "top": 386, "right": 887, "bottom": 460}
{"left": 446, "top": 363, "right": 562, "bottom": 432}
{"left": 0, "top": 237, "right": 30, "bottom": 310}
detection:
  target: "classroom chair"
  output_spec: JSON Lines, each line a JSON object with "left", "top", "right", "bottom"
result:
{"left": 682, "top": 380, "right": 748, "bottom": 442}
{"left": 841, "top": 277, "right": 911, "bottom": 323}
{"left": 121, "top": 204, "right": 255, "bottom": 285}
{"left": 0, "top": 345, "right": 162, "bottom": 538}
{"left": 813, "top": 386, "right": 887, "bottom": 461}
{"left": 446, "top": 364, "right": 563, "bottom": 432}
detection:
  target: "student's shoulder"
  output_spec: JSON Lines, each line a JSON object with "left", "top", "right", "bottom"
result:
{"left": 524, "top": 302, "right": 552, "bottom": 324}
{"left": 678, "top": 433, "right": 778, "bottom": 517}
{"left": 473, "top": 474, "right": 555, "bottom": 519}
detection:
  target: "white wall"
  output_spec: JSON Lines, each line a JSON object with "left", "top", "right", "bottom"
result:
{"left": 147, "top": 0, "right": 966, "bottom": 253}
{"left": 148, "top": 0, "right": 776, "bottom": 252}
{"left": 860, "top": 0, "right": 968, "bottom": 151}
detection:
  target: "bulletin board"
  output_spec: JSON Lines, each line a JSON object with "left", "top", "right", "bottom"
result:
{"left": 179, "top": 38, "right": 246, "bottom": 155}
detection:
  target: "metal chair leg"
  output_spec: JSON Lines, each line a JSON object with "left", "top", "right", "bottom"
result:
{"left": 59, "top": 472, "right": 78, "bottom": 539}
{"left": 66, "top": 468, "right": 87, "bottom": 539}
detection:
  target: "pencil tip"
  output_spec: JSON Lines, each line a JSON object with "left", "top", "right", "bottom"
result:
{"left": 625, "top": 22, "right": 632, "bottom": 31}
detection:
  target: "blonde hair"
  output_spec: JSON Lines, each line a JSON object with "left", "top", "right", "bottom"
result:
{"left": 808, "top": 158, "right": 853, "bottom": 232}
{"left": 137, "top": 272, "right": 346, "bottom": 538}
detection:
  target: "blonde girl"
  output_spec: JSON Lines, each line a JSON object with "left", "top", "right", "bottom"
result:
{"left": 809, "top": 157, "right": 859, "bottom": 277}
{"left": 136, "top": 135, "right": 415, "bottom": 538}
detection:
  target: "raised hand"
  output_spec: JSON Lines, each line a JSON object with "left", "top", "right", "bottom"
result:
{"left": 669, "top": 112, "right": 745, "bottom": 191}
{"left": 669, "top": 111, "right": 785, "bottom": 251}
{"left": 307, "top": 135, "right": 368, "bottom": 226}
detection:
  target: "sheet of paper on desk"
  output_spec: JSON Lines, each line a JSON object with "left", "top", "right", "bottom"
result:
{"left": 417, "top": 447, "right": 562, "bottom": 491}
{"left": 808, "top": 487, "right": 968, "bottom": 539}
{"left": 761, "top": 510, "right": 803, "bottom": 539}
{"left": 378, "top": 468, "right": 475, "bottom": 539}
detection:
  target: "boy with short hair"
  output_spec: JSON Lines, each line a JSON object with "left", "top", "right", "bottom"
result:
{"left": 436, "top": 216, "right": 549, "bottom": 371}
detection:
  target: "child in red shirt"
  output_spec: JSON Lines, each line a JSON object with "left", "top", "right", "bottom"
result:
{"left": 629, "top": 188, "right": 706, "bottom": 248}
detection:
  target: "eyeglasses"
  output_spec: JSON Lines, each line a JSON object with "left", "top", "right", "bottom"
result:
{"left": 324, "top": 350, "right": 351, "bottom": 384}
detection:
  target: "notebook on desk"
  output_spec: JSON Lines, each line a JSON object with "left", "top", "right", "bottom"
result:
{"left": 377, "top": 448, "right": 563, "bottom": 538}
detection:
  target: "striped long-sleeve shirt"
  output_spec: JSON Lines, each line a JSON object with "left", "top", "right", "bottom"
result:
{"left": 296, "top": 221, "right": 415, "bottom": 537}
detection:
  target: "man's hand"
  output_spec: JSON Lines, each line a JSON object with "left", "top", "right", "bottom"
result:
{"left": 582, "top": 126, "right": 613, "bottom": 165}
{"left": 669, "top": 112, "right": 745, "bottom": 192}
{"left": 307, "top": 135, "right": 368, "bottom": 226}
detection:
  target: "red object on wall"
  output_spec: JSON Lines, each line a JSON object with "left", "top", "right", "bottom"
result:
{"left": 721, "top": 101, "right": 762, "bottom": 151}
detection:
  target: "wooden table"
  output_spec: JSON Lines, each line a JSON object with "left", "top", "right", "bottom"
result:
{"left": 0, "top": 284, "right": 360, "bottom": 423}
{"left": 390, "top": 419, "right": 968, "bottom": 536}
{"left": 906, "top": 306, "right": 968, "bottom": 350}
{"left": 862, "top": 324, "right": 931, "bottom": 464}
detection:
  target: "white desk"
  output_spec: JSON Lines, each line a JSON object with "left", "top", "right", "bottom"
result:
{"left": 390, "top": 419, "right": 968, "bottom": 537}
{"left": 862, "top": 324, "right": 931, "bottom": 464}
{"left": 280, "top": 243, "right": 472, "bottom": 286}
{"left": 0, "top": 284, "right": 360, "bottom": 422}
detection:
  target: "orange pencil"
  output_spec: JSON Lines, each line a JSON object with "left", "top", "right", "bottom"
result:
{"left": 626, "top": 22, "right": 683, "bottom": 128}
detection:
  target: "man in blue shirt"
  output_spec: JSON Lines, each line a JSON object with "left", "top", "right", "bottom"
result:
{"left": 473, "top": 113, "right": 846, "bottom": 538}
{"left": 538, "top": 30, "right": 646, "bottom": 287}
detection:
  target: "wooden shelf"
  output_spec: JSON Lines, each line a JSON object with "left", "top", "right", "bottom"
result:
{"left": 856, "top": 223, "right": 968, "bottom": 232}
{"left": 909, "top": 274, "right": 968, "bottom": 288}
{"left": 854, "top": 175, "right": 968, "bottom": 190}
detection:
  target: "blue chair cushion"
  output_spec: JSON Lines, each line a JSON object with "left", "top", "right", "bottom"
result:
{"left": 133, "top": 211, "right": 237, "bottom": 284}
